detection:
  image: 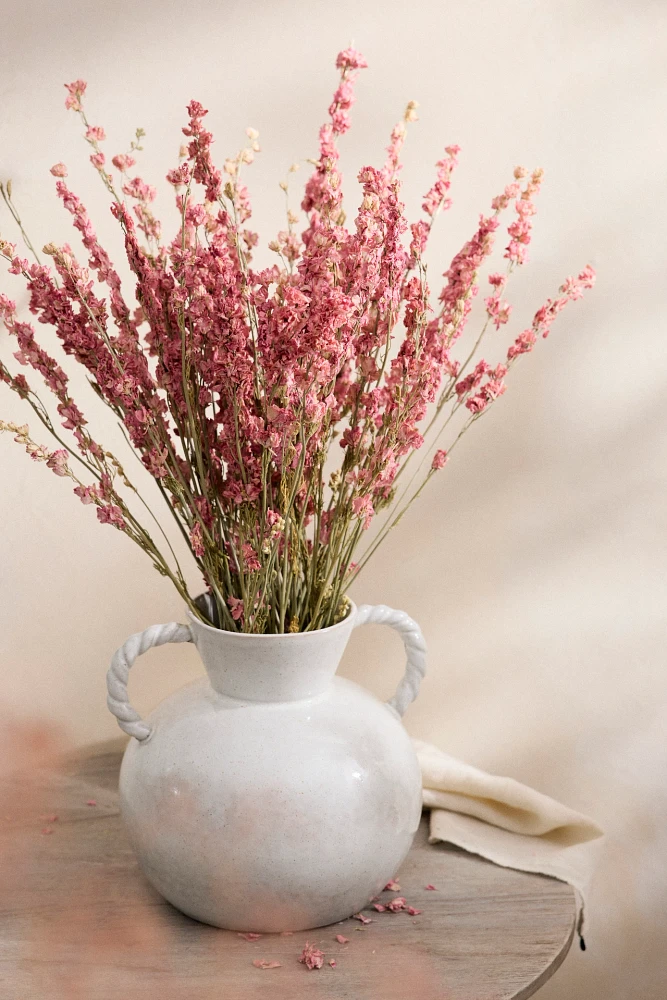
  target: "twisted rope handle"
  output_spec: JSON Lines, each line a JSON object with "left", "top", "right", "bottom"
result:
{"left": 106, "top": 622, "right": 193, "bottom": 741}
{"left": 353, "top": 604, "right": 427, "bottom": 717}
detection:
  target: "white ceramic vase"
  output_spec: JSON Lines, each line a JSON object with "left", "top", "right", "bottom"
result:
{"left": 106, "top": 601, "right": 427, "bottom": 932}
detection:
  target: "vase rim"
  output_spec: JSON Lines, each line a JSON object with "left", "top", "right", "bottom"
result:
{"left": 186, "top": 600, "right": 357, "bottom": 640}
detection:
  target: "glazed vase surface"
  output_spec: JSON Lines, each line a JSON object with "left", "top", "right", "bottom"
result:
{"left": 107, "top": 602, "right": 427, "bottom": 932}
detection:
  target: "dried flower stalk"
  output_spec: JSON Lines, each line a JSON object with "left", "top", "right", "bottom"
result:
{"left": 0, "top": 51, "right": 595, "bottom": 633}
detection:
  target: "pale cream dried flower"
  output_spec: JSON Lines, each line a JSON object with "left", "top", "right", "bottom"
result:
{"left": 404, "top": 100, "right": 419, "bottom": 122}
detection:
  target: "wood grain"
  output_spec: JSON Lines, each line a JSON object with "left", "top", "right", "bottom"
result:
{"left": 0, "top": 740, "right": 575, "bottom": 999}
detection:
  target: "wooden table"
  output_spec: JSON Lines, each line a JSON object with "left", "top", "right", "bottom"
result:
{"left": 0, "top": 740, "right": 575, "bottom": 999}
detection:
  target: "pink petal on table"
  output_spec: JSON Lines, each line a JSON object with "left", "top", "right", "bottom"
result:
{"left": 425, "top": 884, "right": 437, "bottom": 890}
{"left": 386, "top": 896, "right": 407, "bottom": 912}
{"left": 238, "top": 932, "right": 262, "bottom": 941}
{"left": 85, "top": 800, "right": 97, "bottom": 807}
{"left": 252, "top": 959, "right": 281, "bottom": 969}
{"left": 335, "top": 934, "right": 349, "bottom": 944}
{"left": 352, "top": 912, "right": 372, "bottom": 924}
{"left": 328, "top": 959, "right": 337, "bottom": 968}
{"left": 299, "top": 942, "right": 325, "bottom": 970}
{"left": 384, "top": 880, "right": 401, "bottom": 891}
{"left": 372, "top": 903, "right": 386, "bottom": 912}
{"left": 407, "top": 906, "right": 422, "bottom": 916}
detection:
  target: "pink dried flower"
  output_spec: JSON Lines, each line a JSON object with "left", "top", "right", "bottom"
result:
{"left": 183, "top": 99, "right": 222, "bottom": 202}
{"left": 299, "top": 942, "right": 325, "bottom": 970}
{"left": 190, "top": 522, "right": 205, "bottom": 559}
{"left": 238, "top": 932, "right": 262, "bottom": 941}
{"left": 504, "top": 168, "right": 544, "bottom": 265}
{"left": 96, "top": 504, "right": 125, "bottom": 530}
{"left": 334, "top": 934, "right": 349, "bottom": 944}
{"left": 46, "top": 449, "right": 70, "bottom": 477}
{"left": 372, "top": 903, "right": 386, "bottom": 912}
{"left": 425, "top": 884, "right": 437, "bottom": 890}
{"left": 73, "top": 484, "right": 101, "bottom": 506}
{"left": 50, "top": 162, "right": 68, "bottom": 178}
{"left": 422, "top": 145, "right": 460, "bottom": 218}
{"left": 122, "top": 177, "right": 156, "bottom": 202}
{"left": 64, "top": 79, "right": 87, "bottom": 111}
{"left": 431, "top": 449, "right": 448, "bottom": 471}
{"left": 328, "top": 959, "right": 337, "bottom": 968}
{"left": 484, "top": 293, "right": 512, "bottom": 330}
{"left": 507, "top": 329, "right": 537, "bottom": 360}
{"left": 384, "top": 880, "right": 401, "bottom": 891}
{"left": 407, "top": 906, "right": 421, "bottom": 916}
{"left": 227, "top": 596, "right": 244, "bottom": 621}
{"left": 335, "top": 48, "right": 368, "bottom": 71}
{"left": 112, "top": 153, "right": 136, "bottom": 172}
{"left": 352, "top": 495, "right": 374, "bottom": 529}
{"left": 86, "top": 125, "right": 106, "bottom": 142}
{"left": 166, "top": 163, "right": 190, "bottom": 186}
{"left": 352, "top": 912, "right": 372, "bottom": 924}
{"left": 507, "top": 265, "right": 595, "bottom": 361}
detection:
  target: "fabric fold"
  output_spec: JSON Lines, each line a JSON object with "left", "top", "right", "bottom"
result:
{"left": 414, "top": 739, "right": 604, "bottom": 942}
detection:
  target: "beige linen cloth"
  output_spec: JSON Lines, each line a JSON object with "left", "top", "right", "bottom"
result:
{"left": 414, "top": 740, "right": 604, "bottom": 945}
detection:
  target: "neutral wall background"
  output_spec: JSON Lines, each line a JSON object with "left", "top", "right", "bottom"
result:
{"left": 1, "top": 1, "right": 666, "bottom": 996}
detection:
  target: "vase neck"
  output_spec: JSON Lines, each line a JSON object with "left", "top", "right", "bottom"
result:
{"left": 186, "top": 609, "right": 357, "bottom": 703}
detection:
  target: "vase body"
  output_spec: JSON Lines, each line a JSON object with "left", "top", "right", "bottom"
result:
{"left": 117, "top": 605, "right": 423, "bottom": 931}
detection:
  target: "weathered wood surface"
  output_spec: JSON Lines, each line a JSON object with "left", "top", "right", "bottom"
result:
{"left": 0, "top": 740, "right": 575, "bottom": 999}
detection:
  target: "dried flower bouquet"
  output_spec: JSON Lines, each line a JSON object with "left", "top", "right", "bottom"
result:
{"left": 0, "top": 49, "right": 594, "bottom": 633}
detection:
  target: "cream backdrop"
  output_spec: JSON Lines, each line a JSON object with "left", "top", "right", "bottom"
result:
{"left": 1, "top": 1, "right": 665, "bottom": 996}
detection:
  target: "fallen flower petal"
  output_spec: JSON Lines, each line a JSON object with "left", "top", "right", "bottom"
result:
{"left": 384, "top": 880, "right": 401, "bottom": 891}
{"left": 407, "top": 906, "right": 422, "bottom": 915}
{"left": 252, "top": 959, "right": 281, "bottom": 970}
{"left": 425, "top": 884, "right": 437, "bottom": 890}
{"left": 328, "top": 959, "right": 337, "bottom": 968}
{"left": 85, "top": 799, "right": 97, "bottom": 807}
{"left": 352, "top": 912, "right": 372, "bottom": 924}
{"left": 335, "top": 934, "right": 349, "bottom": 944}
{"left": 299, "top": 942, "right": 325, "bottom": 970}
{"left": 372, "top": 903, "right": 386, "bottom": 912}
{"left": 238, "top": 932, "right": 262, "bottom": 941}
{"left": 386, "top": 896, "right": 407, "bottom": 912}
